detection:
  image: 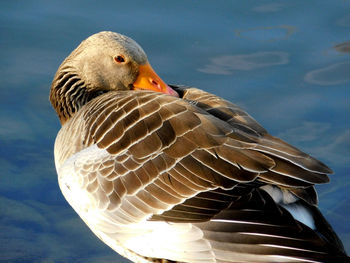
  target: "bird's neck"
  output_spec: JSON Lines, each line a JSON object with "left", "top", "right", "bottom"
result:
{"left": 49, "top": 67, "right": 102, "bottom": 125}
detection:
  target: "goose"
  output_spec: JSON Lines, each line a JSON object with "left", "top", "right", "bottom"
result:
{"left": 50, "top": 31, "right": 349, "bottom": 263}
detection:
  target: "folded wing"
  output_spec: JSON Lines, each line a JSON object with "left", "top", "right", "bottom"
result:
{"left": 55, "top": 88, "right": 346, "bottom": 262}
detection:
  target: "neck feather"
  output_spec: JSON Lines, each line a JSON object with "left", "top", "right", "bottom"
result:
{"left": 50, "top": 66, "right": 105, "bottom": 125}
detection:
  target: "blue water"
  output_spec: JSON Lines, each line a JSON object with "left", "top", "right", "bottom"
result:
{"left": 1, "top": 1, "right": 349, "bottom": 262}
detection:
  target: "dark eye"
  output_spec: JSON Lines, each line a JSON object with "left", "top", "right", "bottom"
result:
{"left": 114, "top": 55, "right": 125, "bottom": 63}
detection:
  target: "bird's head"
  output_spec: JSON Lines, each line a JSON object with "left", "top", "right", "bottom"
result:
{"left": 50, "top": 31, "right": 178, "bottom": 124}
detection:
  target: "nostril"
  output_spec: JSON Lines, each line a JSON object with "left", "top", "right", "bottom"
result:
{"left": 149, "top": 78, "right": 159, "bottom": 87}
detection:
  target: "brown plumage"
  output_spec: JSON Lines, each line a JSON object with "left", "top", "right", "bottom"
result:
{"left": 50, "top": 31, "right": 349, "bottom": 263}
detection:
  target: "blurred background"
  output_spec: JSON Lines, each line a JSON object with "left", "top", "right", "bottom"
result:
{"left": 1, "top": 1, "right": 349, "bottom": 262}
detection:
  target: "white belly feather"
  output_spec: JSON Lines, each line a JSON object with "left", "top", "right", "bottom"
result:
{"left": 56, "top": 144, "right": 214, "bottom": 263}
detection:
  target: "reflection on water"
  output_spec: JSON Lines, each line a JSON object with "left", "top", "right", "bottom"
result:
{"left": 305, "top": 61, "right": 350, "bottom": 85}
{"left": 334, "top": 41, "right": 350, "bottom": 53}
{"left": 234, "top": 25, "right": 296, "bottom": 42}
{"left": 198, "top": 51, "right": 289, "bottom": 74}
{"left": 1, "top": 0, "right": 350, "bottom": 262}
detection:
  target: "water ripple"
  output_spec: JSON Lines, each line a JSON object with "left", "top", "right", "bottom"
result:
{"left": 334, "top": 41, "right": 350, "bottom": 54}
{"left": 304, "top": 61, "right": 350, "bottom": 85}
{"left": 235, "top": 25, "right": 296, "bottom": 42}
{"left": 198, "top": 51, "right": 289, "bottom": 75}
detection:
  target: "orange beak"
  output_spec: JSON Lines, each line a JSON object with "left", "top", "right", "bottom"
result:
{"left": 132, "top": 63, "right": 178, "bottom": 97}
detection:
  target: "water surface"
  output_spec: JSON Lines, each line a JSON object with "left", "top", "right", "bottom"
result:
{"left": 1, "top": 1, "right": 350, "bottom": 262}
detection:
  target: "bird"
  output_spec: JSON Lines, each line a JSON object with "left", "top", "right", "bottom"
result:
{"left": 50, "top": 31, "right": 349, "bottom": 263}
